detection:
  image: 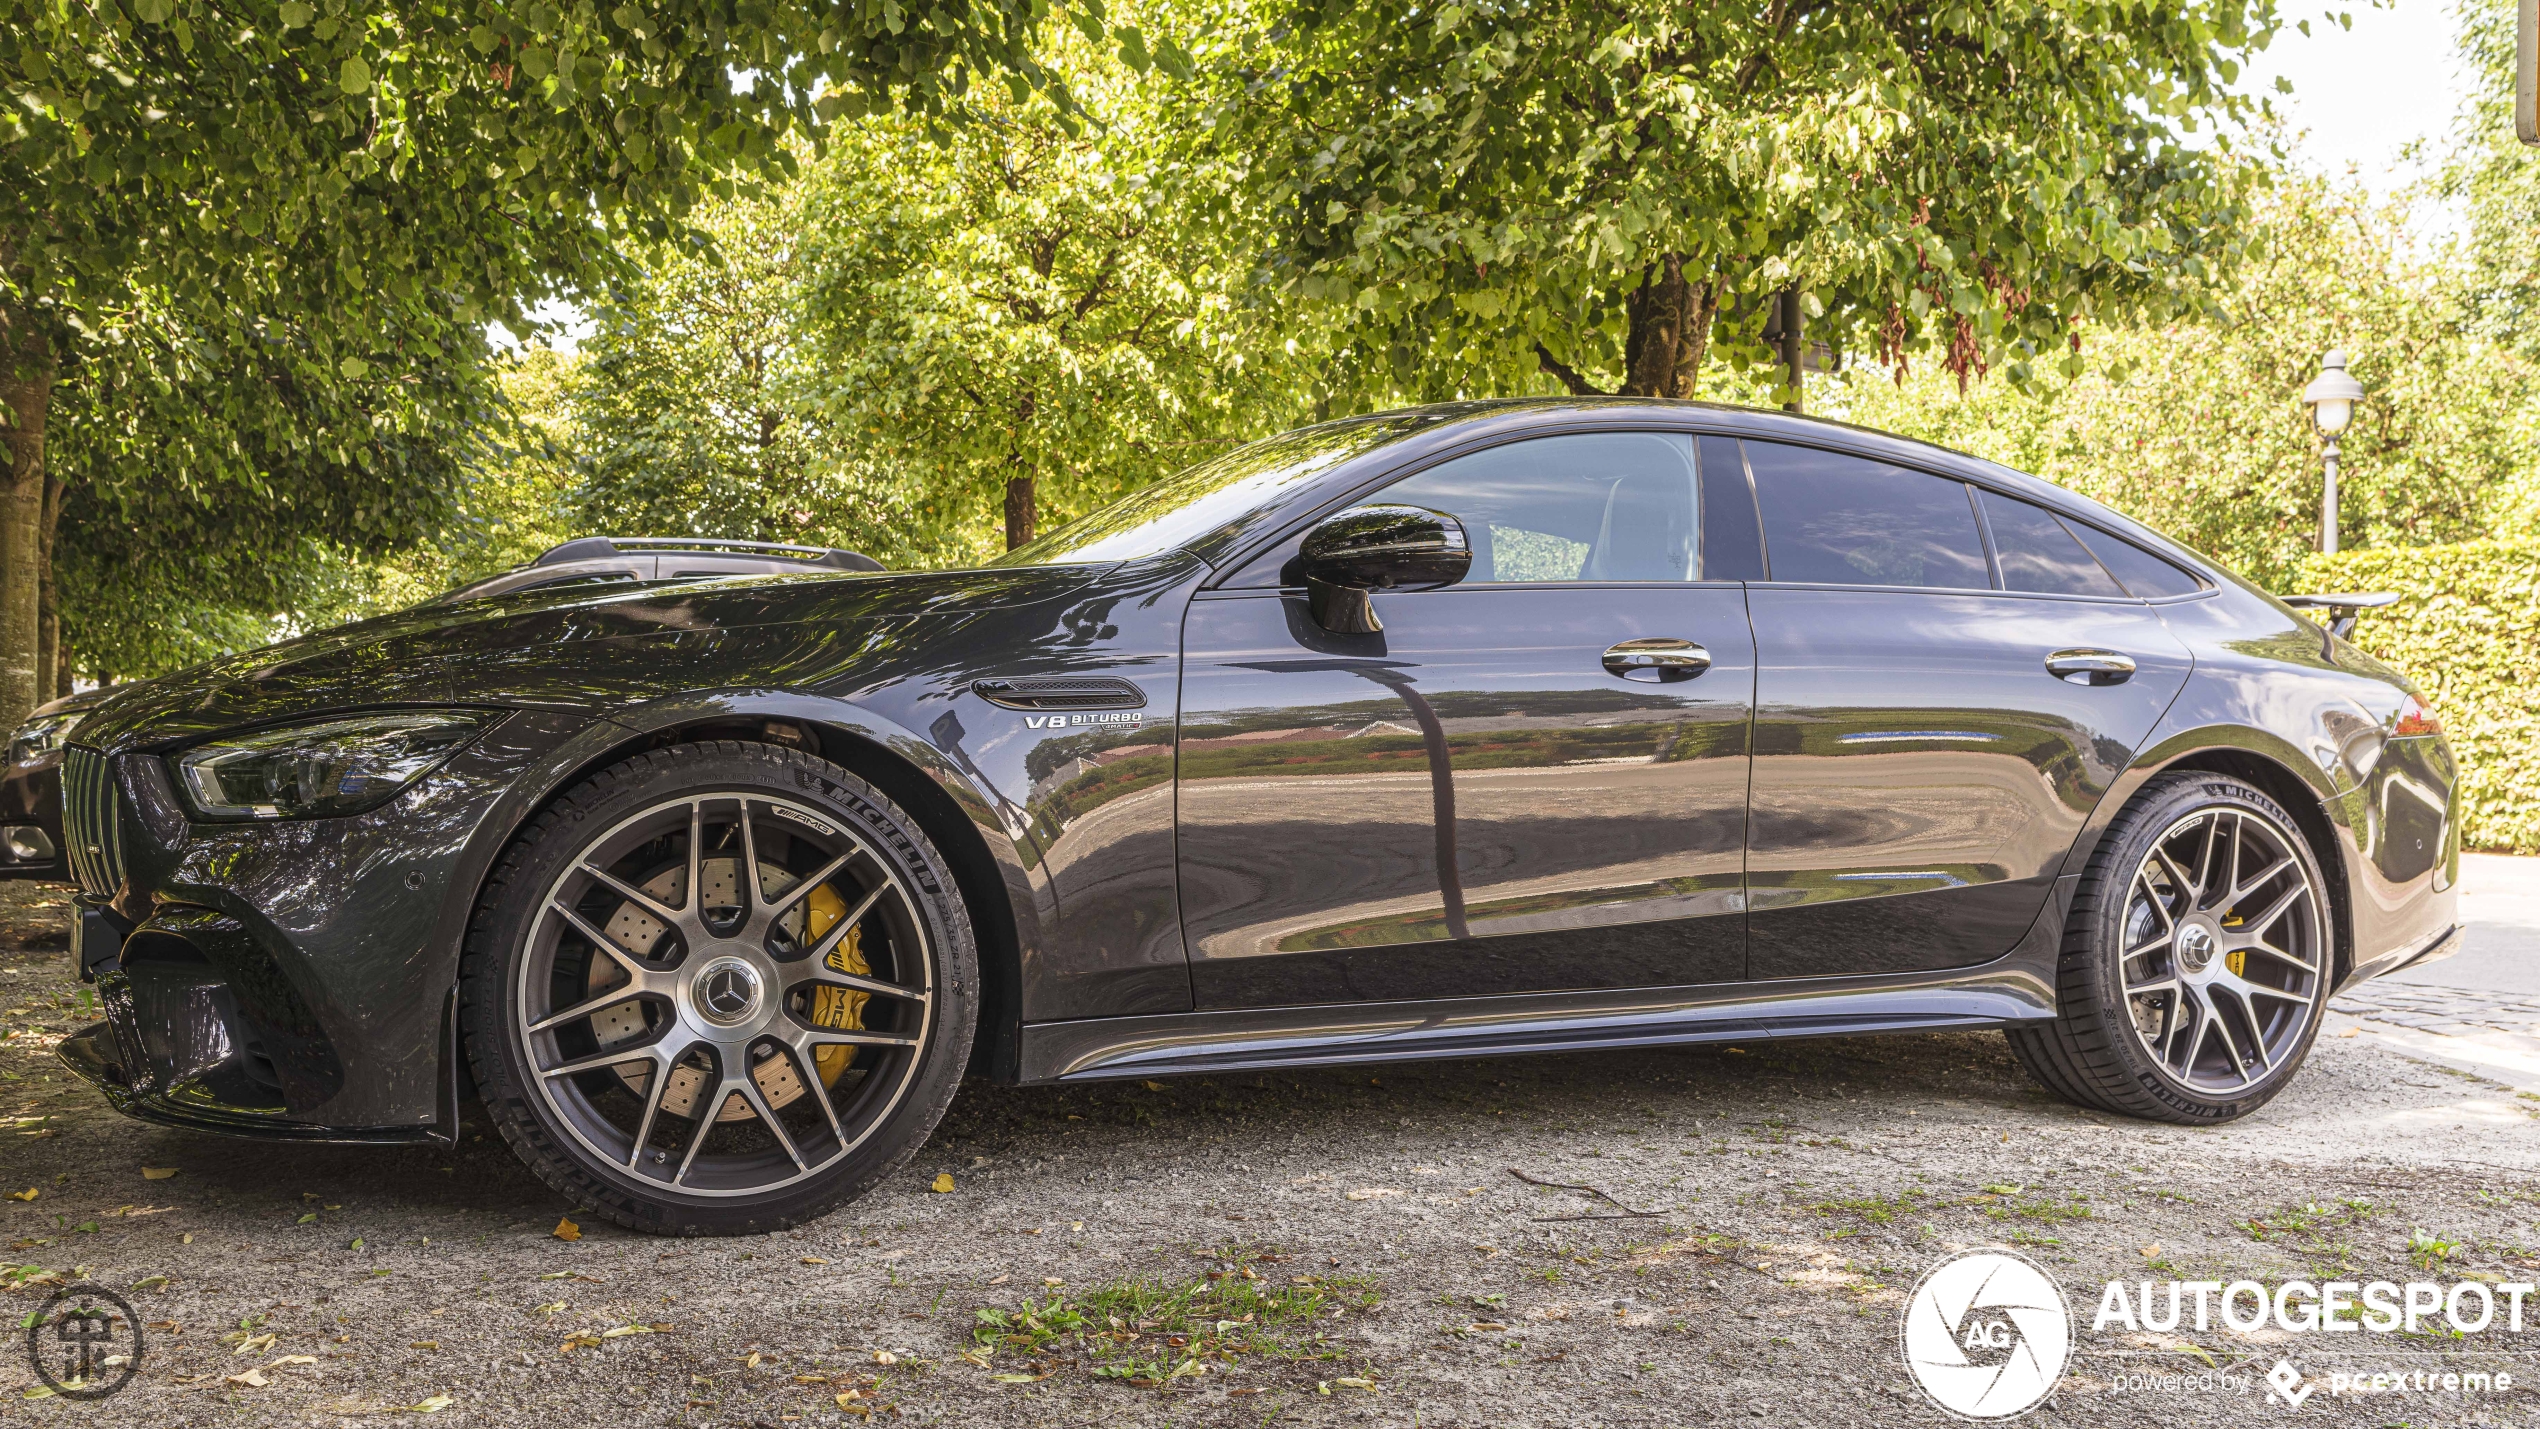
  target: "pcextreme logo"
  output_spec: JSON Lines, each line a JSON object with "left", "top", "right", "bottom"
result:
{"left": 1901, "top": 1250, "right": 2073, "bottom": 1419}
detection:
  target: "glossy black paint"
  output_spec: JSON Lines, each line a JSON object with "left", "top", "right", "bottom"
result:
{"left": 52, "top": 399, "right": 2461, "bottom": 1142}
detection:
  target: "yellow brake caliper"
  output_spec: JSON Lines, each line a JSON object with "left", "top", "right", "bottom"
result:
{"left": 2221, "top": 911, "right": 2246, "bottom": 977}
{"left": 804, "top": 881, "right": 867, "bottom": 1088}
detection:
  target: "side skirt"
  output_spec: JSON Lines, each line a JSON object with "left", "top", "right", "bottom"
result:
{"left": 1019, "top": 962, "right": 2058, "bottom": 1085}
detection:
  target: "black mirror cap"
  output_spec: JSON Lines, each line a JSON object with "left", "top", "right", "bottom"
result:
{"left": 1299, "top": 504, "right": 1471, "bottom": 634}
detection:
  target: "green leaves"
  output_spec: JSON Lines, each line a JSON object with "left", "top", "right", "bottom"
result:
{"left": 337, "top": 56, "right": 371, "bottom": 95}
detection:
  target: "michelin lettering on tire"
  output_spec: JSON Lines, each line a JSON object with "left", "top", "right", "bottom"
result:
{"left": 1902, "top": 1249, "right": 2072, "bottom": 1419}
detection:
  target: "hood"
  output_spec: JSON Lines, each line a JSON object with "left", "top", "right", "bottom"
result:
{"left": 76, "top": 564, "right": 1105, "bottom": 753}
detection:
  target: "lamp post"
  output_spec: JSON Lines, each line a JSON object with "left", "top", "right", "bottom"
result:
{"left": 2302, "top": 350, "right": 2365, "bottom": 555}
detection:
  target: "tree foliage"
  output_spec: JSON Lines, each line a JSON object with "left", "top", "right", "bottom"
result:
{"left": 1830, "top": 174, "right": 2540, "bottom": 590}
{"left": 0, "top": 0, "right": 1093, "bottom": 721}
{"left": 1197, "top": 0, "right": 2283, "bottom": 407}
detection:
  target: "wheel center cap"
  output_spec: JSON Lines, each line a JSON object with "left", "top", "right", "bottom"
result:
{"left": 2176, "top": 921, "right": 2219, "bottom": 975}
{"left": 692, "top": 955, "right": 764, "bottom": 1026}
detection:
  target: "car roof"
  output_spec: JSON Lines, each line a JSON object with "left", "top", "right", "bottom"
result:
{"left": 430, "top": 538, "right": 884, "bottom": 607}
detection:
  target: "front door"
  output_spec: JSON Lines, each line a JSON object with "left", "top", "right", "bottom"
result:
{"left": 1175, "top": 430, "right": 1762, "bottom": 1009}
{"left": 1733, "top": 438, "right": 2196, "bottom": 979}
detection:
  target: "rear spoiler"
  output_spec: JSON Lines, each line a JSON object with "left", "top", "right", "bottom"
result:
{"left": 2280, "top": 591, "right": 2399, "bottom": 640}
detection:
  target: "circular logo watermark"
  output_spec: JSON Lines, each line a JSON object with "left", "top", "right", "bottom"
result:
{"left": 1901, "top": 1250, "right": 2071, "bottom": 1419}
{"left": 22, "top": 1281, "right": 146, "bottom": 1401}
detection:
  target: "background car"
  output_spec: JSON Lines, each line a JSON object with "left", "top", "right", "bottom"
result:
{"left": 48, "top": 401, "right": 2458, "bottom": 1235}
{"left": 0, "top": 538, "right": 883, "bottom": 883}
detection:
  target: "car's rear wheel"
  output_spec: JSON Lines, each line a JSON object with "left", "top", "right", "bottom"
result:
{"left": 2008, "top": 773, "right": 2332, "bottom": 1123}
{"left": 461, "top": 741, "right": 976, "bottom": 1234}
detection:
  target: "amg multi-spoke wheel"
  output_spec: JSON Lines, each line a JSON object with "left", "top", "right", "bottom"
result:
{"left": 2008, "top": 773, "right": 2332, "bottom": 1123}
{"left": 462, "top": 742, "right": 976, "bottom": 1234}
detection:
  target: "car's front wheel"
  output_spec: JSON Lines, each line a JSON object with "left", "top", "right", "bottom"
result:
{"left": 2008, "top": 772, "right": 2333, "bottom": 1123}
{"left": 461, "top": 741, "right": 976, "bottom": 1234}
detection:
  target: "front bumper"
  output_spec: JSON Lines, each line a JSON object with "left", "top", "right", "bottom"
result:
{"left": 60, "top": 710, "right": 602, "bottom": 1135}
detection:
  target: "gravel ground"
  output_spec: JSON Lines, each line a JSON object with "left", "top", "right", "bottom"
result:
{"left": 1, "top": 878, "right": 2534, "bottom": 1428}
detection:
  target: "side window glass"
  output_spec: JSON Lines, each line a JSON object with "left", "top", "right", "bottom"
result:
{"left": 2065, "top": 522, "right": 2209, "bottom": 598}
{"left": 1377, "top": 433, "right": 1703, "bottom": 582}
{"left": 1980, "top": 491, "right": 2127, "bottom": 597}
{"left": 1745, "top": 441, "right": 1991, "bottom": 590}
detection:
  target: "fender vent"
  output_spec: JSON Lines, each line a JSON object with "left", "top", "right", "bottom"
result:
{"left": 972, "top": 676, "right": 1147, "bottom": 712}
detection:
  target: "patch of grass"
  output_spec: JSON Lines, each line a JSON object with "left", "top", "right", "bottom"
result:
{"left": 2407, "top": 1228, "right": 2464, "bottom": 1270}
{"left": 968, "top": 1263, "right": 1377, "bottom": 1391}
{"left": 2240, "top": 1199, "right": 2379, "bottom": 1243}
{"left": 1805, "top": 1189, "right": 1924, "bottom": 1225}
{"left": 1971, "top": 1186, "right": 2091, "bottom": 1224}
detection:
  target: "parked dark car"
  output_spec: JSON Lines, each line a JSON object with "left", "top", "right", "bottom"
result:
{"left": 0, "top": 538, "right": 883, "bottom": 884}
{"left": 53, "top": 401, "right": 2460, "bottom": 1235}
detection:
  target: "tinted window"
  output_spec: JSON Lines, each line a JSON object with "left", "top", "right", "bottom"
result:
{"left": 1377, "top": 433, "right": 1703, "bottom": 582}
{"left": 1747, "top": 442, "right": 1991, "bottom": 589}
{"left": 1980, "top": 491, "right": 2126, "bottom": 597}
{"left": 1697, "top": 436, "right": 1767, "bottom": 581}
{"left": 2066, "top": 522, "right": 2208, "bottom": 598}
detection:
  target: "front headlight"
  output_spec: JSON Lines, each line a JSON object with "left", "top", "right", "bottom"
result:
{"left": 173, "top": 711, "right": 496, "bottom": 820}
{"left": 8, "top": 712, "right": 84, "bottom": 768}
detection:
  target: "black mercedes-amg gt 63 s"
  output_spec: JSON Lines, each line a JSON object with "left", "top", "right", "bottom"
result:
{"left": 56, "top": 400, "right": 2461, "bottom": 1234}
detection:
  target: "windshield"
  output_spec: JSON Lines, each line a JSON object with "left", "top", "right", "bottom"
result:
{"left": 991, "top": 412, "right": 1444, "bottom": 569}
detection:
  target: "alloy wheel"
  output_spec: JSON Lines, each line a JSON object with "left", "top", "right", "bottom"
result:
{"left": 513, "top": 792, "right": 935, "bottom": 1197}
{"left": 2116, "top": 807, "right": 2324, "bottom": 1093}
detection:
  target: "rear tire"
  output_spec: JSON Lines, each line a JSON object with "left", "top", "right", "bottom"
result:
{"left": 2008, "top": 772, "right": 2332, "bottom": 1124}
{"left": 460, "top": 741, "right": 977, "bottom": 1235}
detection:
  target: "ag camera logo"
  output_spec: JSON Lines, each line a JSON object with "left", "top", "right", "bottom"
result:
{"left": 1902, "top": 1250, "right": 2072, "bottom": 1418}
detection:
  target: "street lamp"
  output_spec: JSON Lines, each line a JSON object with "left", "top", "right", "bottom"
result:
{"left": 2302, "top": 350, "right": 2365, "bottom": 555}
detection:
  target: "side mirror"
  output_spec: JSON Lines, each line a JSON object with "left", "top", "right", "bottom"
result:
{"left": 1299, "top": 504, "right": 1472, "bottom": 634}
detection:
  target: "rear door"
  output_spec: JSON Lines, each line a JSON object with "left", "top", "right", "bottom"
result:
{"left": 1735, "top": 439, "right": 2195, "bottom": 980}
{"left": 1175, "top": 430, "right": 1762, "bottom": 1008}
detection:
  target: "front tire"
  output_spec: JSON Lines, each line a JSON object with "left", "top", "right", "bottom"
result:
{"left": 460, "top": 741, "right": 977, "bottom": 1234}
{"left": 2008, "top": 772, "right": 2332, "bottom": 1124}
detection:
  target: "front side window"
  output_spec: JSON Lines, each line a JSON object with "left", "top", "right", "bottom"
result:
{"left": 1375, "top": 432, "right": 1704, "bottom": 583}
{"left": 1746, "top": 440, "right": 1991, "bottom": 590}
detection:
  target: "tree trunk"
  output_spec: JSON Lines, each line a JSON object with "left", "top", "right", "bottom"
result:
{"left": 53, "top": 634, "right": 69, "bottom": 700}
{"left": 1003, "top": 476, "right": 1035, "bottom": 551}
{"left": 35, "top": 474, "right": 59, "bottom": 706}
{"left": 1617, "top": 255, "right": 1717, "bottom": 399}
{"left": 0, "top": 311, "right": 51, "bottom": 731}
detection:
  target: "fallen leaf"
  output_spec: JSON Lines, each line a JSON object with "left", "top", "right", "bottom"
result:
{"left": 872, "top": 1349, "right": 898, "bottom": 1365}
{"left": 141, "top": 1167, "right": 178, "bottom": 1181}
{"left": 1344, "top": 1188, "right": 1403, "bottom": 1201}
{"left": 800, "top": 1256, "right": 829, "bottom": 1266}
{"left": 2140, "top": 1244, "right": 2161, "bottom": 1259}
{"left": 552, "top": 1217, "right": 582, "bottom": 1242}
{"left": 226, "top": 1367, "right": 271, "bottom": 1388}
{"left": 408, "top": 1394, "right": 456, "bottom": 1413}
{"left": 1140, "top": 1080, "right": 1167, "bottom": 1092}
{"left": 600, "top": 1323, "right": 656, "bottom": 1338}
{"left": 233, "top": 1332, "right": 278, "bottom": 1356}
{"left": 2338, "top": 1027, "right": 2360, "bottom": 1038}
{"left": 930, "top": 1173, "right": 954, "bottom": 1193}
{"left": 1041, "top": 1278, "right": 1063, "bottom": 1288}
{"left": 990, "top": 1372, "right": 1047, "bottom": 1383}
{"left": 410, "top": 1340, "right": 439, "bottom": 1350}
{"left": 5, "top": 1188, "right": 34, "bottom": 1202}
{"left": 1335, "top": 1376, "right": 1378, "bottom": 1391}
{"left": 560, "top": 1335, "right": 601, "bottom": 1352}
{"left": 985, "top": 1274, "right": 1009, "bottom": 1286}
{"left": 271, "top": 1355, "right": 318, "bottom": 1367}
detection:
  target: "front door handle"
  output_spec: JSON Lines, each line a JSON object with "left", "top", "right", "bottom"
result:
{"left": 1604, "top": 638, "right": 1711, "bottom": 683}
{"left": 2045, "top": 648, "right": 2137, "bottom": 686}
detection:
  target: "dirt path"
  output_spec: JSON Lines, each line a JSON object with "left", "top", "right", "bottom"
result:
{"left": 0, "top": 880, "right": 2532, "bottom": 1427}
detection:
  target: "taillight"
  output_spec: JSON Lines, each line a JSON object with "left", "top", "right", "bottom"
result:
{"left": 2393, "top": 694, "right": 2442, "bottom": 738}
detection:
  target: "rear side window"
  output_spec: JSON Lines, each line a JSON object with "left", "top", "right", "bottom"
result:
{"left": 2065, "top": 522, "right": 2208, "bottom": 598}
{"left": 1746, "top": 440, "right": 1991, "bottom": 590}
{"left": 1979, "top": 491, "right": 2127, "bottom": 597}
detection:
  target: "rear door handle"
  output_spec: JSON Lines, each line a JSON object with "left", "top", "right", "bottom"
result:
{"left": 2045, "top": 648, "right": 2137, "bottom": 686}
{"left": 1604, "top": 638, "right": 1711, "bottom": 683}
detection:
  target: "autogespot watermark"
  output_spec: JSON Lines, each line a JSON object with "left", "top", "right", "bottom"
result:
{"left": 1900, "top": 1255, "right": 2533, "bottom": 1419}
{"left": 20, "top": 1281, "right": 146, "bottom": 1401}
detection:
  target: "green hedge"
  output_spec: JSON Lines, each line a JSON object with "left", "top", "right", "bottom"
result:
{"left": 2297, "top": 540, "right": 2540, "bottom": 853}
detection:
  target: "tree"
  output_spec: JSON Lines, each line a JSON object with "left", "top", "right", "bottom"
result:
{"left": 1198, "top": 0, "right": 2281, "bottom": 408}
{"left": 1, "top": 0, "right": 1087, "bottom": 727}
{"left": 1827, "top": 174, "right": 2540, "bottom": 590}
{"left": 793, "top": 29, "right": 1303, "bottom": 556}
{"left": 566, "top": 184, "right": 928, "bottom": 559}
